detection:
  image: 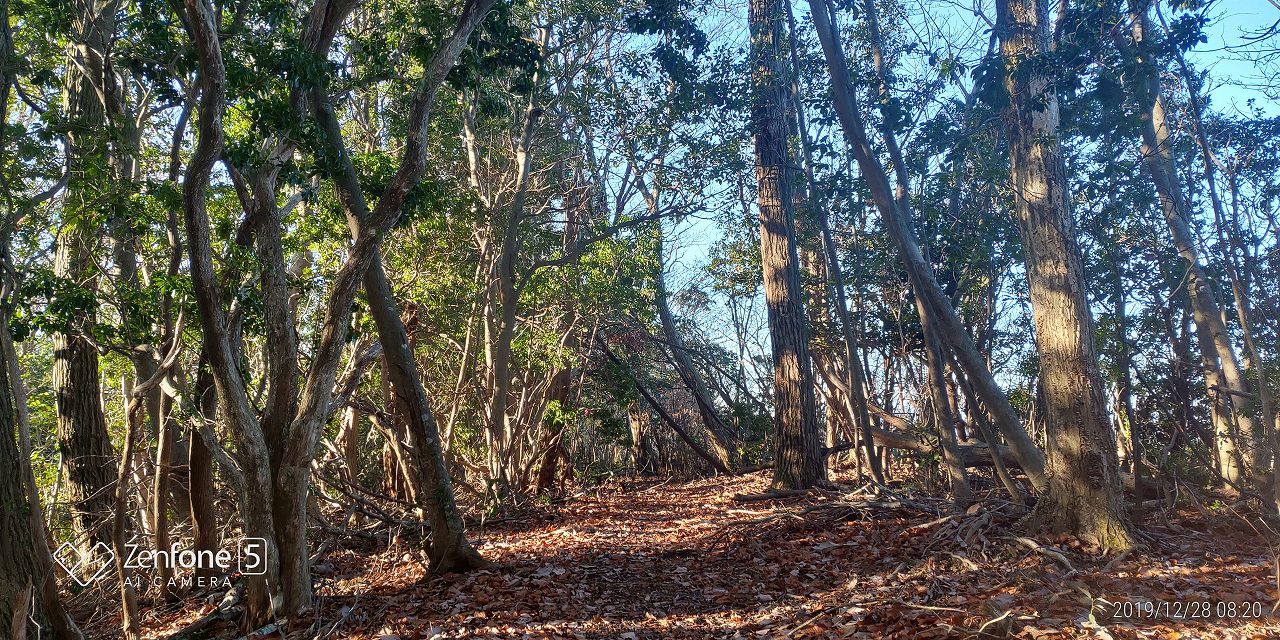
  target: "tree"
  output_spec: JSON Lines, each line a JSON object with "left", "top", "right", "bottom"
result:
{"left": 996, "top": 0, "right": 1134, "bottom": 550}
{"left": 54, "top": 0, "right": 120, "bottom": 554}
{"left": 0, "top": 329, "right": 33, "bottom": 638}
{"left": 751, "top": 0, "right": 825, "bottom": 490}
{"left": 1119, "top": 1, "right": 1260, "bottom": 488}
{"left": 178, "top": 0, "right": 497, "bottom": 624}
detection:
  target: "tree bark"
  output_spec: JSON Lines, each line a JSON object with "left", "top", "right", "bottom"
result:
{"left": 0, "top": 331, "right": 34, "bottom": 638}
{"left": 189, "top": 349, "right": 218, "bottom": 581}
{"left": 0, "top": 8, "right": 35, "bottom": 629}
{"left": 997, "top": 0, "right": 1134, "bottom": 549}
{"left": 56, "top": 0, "right": 122, "bottom": 553}
{"left": 751, "top": 0, "right": 825, "bottom": 490}
{"left": 364, "top": 257, "right": 488, "bottom": 571}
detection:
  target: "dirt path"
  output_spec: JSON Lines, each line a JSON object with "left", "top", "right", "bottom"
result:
{"left": 141, "top": 470, "right": 1279, "bottom": 639}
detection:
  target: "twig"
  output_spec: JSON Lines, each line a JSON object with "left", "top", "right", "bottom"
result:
{"left": 1010, "top": 536, "right": 1075, "bottom": 572}
{"left": 732, "top": 488, "right": 813, "bottom": 502}
{"left": 886, "top": 598, "right": 967, "bottom": 613}
{"left": 787, "top": 605, "right": 841, "bottom": 636}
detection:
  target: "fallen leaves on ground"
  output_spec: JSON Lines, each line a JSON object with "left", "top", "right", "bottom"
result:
{"left": 120, "top": 469, "right": 1280, "bottom": 639}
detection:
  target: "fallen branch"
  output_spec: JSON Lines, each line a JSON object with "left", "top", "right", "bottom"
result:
{"left": 600, "top": 340, "right": 733, "bottom": 475}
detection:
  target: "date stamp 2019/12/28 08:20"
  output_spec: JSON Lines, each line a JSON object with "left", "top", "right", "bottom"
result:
{"left": 1103, "top": 598, "right": 1271, "bottom": 622}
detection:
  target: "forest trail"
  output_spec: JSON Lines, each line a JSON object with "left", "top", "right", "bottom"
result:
{"left": 141, "top": 469, "right": 1278, "bottom": 639}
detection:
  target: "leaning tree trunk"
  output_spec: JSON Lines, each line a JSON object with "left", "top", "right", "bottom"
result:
{"left": 804, "top": 0, "right": 1047, "bottom": 491}
{"left": 655, "top": 239, "right": 737, "bottom": 469}
{"left": 997, "top": 0, "right": 1134, "bottom": 550}
{"left": 912, "top": 296, "right": 974, "bottom": 508}
{"left": 1123, "top": 5, "right": 1258, "bottom": 486}
{"left": 780, "top": 7, "right": 884, "bottom": 482}
{"left": 1167, "top": 30, "right": 1280, "bottom": 506}
{"left": 751, "top": 0, "right": 825, "bottom": 490}
{"left": 364, "top": 256, "right": 488, "bottom": 571}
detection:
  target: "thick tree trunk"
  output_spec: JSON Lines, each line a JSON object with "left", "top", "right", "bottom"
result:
{"left": 52, "top": 318, "right": 116, "bottom": 551}
{"left": 3, "top": 325, "right": 84, "bottom": 637}
{"left": 56, "top": 0, "right": 124, "bottom": 556}
{"left": 997, "top": 0, "right": 1134, "bottom": 549}
{"left": 0, "top": 349, "right": 34, "bottom": 639}
{"left": 751, "top": 0, "right": 825, "bottom": 490}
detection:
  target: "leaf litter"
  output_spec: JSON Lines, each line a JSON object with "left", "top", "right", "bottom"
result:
{"left": 125, "top": 468, "right": 1280, "bottom": 639}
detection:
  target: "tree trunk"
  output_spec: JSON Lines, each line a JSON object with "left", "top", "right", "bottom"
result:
{"left": 783, "top": 0, "right": 883, "bottom": 483}
{"left": 1122, "top": 5, "right": 1258, "bottom": 486}
{"left": 804, "top": 0, "right": 1047, "bottom": 491}
{"left": 56, "top": 0, "right": 120, "bottom": 551}
{"left": 997, "top": 0, "right": 1134, "bottom": 549}
{"left": 912, "top": 297, "right": 973, "bottom": 507}
{"left": 365, "top": 256, "right": 488, "bottom": 571}
{"left": 627, "top": 402, "right": 656, "bottom": 475}
{"left": 189, "top": 350, "right": 218, "bottom": 581}
{"left": 1163, "top": 21, "right": 1278, "bottom": 507}
{"left": 1111, "top": 250, "right": 1140, "bottom": 487}
{"left": 0, "top": 342, "right": 34, "bottom": 638}
{"left": 751, "top": 0, "right": 825, "bottom": 490}
{"left": 654, "top": 247, "right": 737, "bottom": 470}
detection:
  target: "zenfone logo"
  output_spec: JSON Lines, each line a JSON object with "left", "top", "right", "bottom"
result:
{"left": 52, "top": 542, "right": 115, "bottom": 587}
{"left": 51, "top": 538, "right": 267, "bottom": 587}
{"left": 237, "top": 537, "right": 267, "bottom": 575}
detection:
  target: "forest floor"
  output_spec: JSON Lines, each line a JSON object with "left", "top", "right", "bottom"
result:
{"left": 119, "top": 467, "right": 1279, "bottom": 639}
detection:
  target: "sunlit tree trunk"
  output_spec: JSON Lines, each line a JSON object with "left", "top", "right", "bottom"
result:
{"left": 1162, "top": 18, "right": 1278, "bottom": 505}
{"left": 1122, "top": 4, "right": 1258, "bottom": 487}
{"left": 751, "top": 0, "right": 825, "bottom": 490}
{"left": 997, "top": 0, "right": 1134, "bottom": 549}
